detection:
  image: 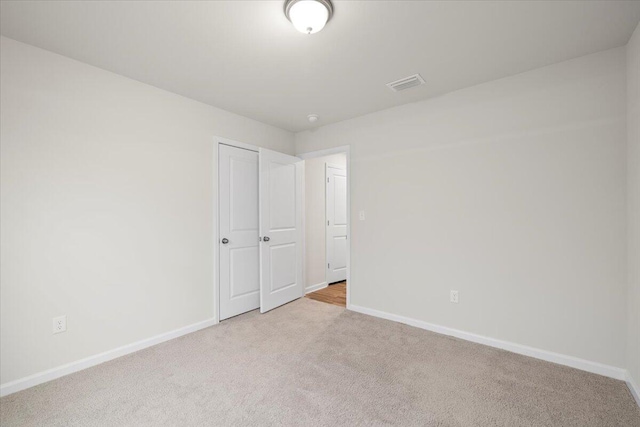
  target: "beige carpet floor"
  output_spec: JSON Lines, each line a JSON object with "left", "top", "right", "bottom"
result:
{"left": 1, "top": 298, "right": 639, "bottom": 426}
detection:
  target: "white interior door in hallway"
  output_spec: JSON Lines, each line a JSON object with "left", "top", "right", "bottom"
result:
{"left": 259, "top": 148, "right": 304, "bottom": 313}
{"left": 326, "top": 164, "right": 347, "bottom": 284}
{"left": 219, "top": 144, "right": 260, "bottom": 320}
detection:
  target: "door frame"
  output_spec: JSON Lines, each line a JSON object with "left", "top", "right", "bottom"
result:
{"left": 213, "top": 136, "right": 261, "bottom": 324}
{"left": 298, "top": 146, "right": 351, "bottom": 308}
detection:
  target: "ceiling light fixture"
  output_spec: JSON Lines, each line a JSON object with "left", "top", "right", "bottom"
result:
{"left": 307, "top": 114, "right": 319, "bottom": 123}
{"left": 284, "top": 0, "right": 334, "bottom": 35}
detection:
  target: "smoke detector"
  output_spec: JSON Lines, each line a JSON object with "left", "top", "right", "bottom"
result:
{"left": 307, "top": 114, "right": 319, "bottom": 123}
{"left": 386, "top": 74, "right": 425, "bottom": 92}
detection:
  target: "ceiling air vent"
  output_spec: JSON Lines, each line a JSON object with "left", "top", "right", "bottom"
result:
{"left": 386, "top": 74, "right": 425, "bottom": 92}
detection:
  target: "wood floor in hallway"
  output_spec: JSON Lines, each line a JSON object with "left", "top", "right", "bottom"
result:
{"left": 305, "top": 281, "right": 346, "bottom": 307}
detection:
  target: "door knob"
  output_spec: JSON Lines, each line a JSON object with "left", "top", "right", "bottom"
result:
{"left": 221, "top": 238, "right": 229, "bottom": 244}
{"left": 263, "top": 236, "right": 270, "bottom": 242}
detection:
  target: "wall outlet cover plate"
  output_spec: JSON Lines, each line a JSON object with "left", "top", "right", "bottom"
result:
{"left": 53, "top": 315, "right": 67, "bottom": 334}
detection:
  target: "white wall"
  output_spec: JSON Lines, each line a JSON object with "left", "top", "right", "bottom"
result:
{"left": 0, "top": 37, "right": 294, "bottom": 385}
{"left": 304, "top": 153, "right": 347, "bottom": 290}
{"left": 627, "top": 22, "right": 640, "bottom": 393}
{"left": 296, "top": 47, "right": 628, "bottom": 369}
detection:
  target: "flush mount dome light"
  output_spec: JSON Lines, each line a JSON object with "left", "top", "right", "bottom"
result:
{"left": 284, "top": 0, "right": 334, "bottom": 35}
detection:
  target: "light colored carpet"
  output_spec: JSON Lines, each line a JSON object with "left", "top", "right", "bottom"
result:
{"left": 1, "top": 298, "right": 639, "bottom": 426}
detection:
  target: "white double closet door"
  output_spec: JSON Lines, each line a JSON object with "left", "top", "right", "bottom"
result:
{"left": 219, "top": 144, "right": 304, "bottom": 320}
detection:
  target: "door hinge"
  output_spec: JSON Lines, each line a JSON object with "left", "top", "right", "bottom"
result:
{"left": 327, "top": 177, "right": 329, "bottom": 183}
{"left": 327, "top": 220, "right": 330, "bottom": 225}
{"left": 328, "top": 263, "right": 330, "bottom": 269}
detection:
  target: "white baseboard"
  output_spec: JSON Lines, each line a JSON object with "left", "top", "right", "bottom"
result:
{"left": 0, "top": 317, "right": 217, "bottom": 397}
{"left": 305, "top": 281, "right": 327, "bottom": 294}
{"left": 3, "top": 306, "right": 635, "bottom": 408}
{"left": 348, "top": 304, "right": 627, "bottom": 381}
{"left": 628, "top": 373, "right": 640, "bottom": 408}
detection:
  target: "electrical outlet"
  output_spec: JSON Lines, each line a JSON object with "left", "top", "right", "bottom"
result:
{"left": 359, "top": 210, "right": 366, "bottom": 221}
{"left": 450, "top": 290, "right": 459, "bottom": 303}
{"left": 52, "top": 315, "right": 66, "bottom": 334}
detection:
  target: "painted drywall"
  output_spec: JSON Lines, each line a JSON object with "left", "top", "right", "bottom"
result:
{"left": 627, "top": 21, "right": 640, "bottom": 393}
{"left": 296, "top": 47, "right": 628, "bottom": 369}
{"left": 304, "top": 153, "right": 347, "bottom": 290}
{"left": 0, "top": 37, "right": 294, "bottom": 385}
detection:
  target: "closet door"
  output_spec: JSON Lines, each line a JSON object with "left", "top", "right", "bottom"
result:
{"left": 219, "top": 144, "right": 260, "bottom": 320}
{"left": 258, "top": 148, "right": 304, "bottom": 313}
{"left": 326, "top": 164, "right": 347, "bottom": 283}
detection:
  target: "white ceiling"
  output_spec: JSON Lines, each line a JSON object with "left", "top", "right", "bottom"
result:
{"left": 2, "top": 1, "right": 640, "bottom": 132}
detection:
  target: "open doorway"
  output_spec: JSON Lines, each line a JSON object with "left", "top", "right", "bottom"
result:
{"left": 301, "top": 150, "right": 349, "bottom": 308}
